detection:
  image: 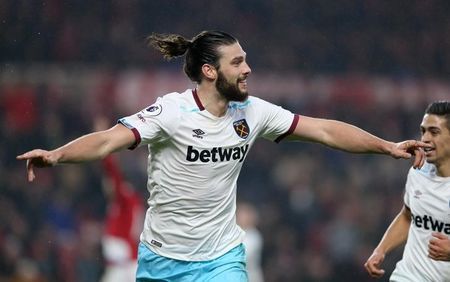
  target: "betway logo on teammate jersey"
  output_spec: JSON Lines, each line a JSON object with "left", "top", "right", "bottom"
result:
{"left": 186, "top": 145, "right": 249, "bottom": 163}
{"left": 411, "top": 213, "right": 450, "bottom": 234}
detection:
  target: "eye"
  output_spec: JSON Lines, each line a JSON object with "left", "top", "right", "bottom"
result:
{"left": 430, "top": 130, "right": 439, "bottom": 136}
{"left": 231, "top": 57, "right": 244, "bottom": 66}
{"left": 420, "top": 128, "right": 425, "bottom": 135}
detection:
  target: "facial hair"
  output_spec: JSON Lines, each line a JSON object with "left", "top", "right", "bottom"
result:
{"left": 215, "top": 71, "right": 249, "bottom": 102}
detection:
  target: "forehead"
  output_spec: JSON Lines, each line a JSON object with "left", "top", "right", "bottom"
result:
{"left": 217, "top": 42, "right": 246, "bottom": 61}
{"left": 421, "top": 114, "right": 448, "bottom": 131}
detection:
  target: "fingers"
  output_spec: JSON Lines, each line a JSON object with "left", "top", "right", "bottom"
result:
{"left": 416, "top": 141, "right": 432, "bottom": 149}
{"left": 402, "top": 140, "right": 431, "bottom": 151}
{"left": 395, "top": 140, "right": 428, "bottom": 169}
{"left": 412, "top": 151, "right": 420, "bottom": 169}
{"left": 17, "top": 149, "right": 48, "bottom": 182}
{"left": 412, "top": 148, "right": 425, "bottom": 169}
{"left": 419, "top": 149, "right": 425, "bottom": 168}
{"left": 26, "top": 160, "right": 35, "bottom": 182}
{"left": 428, "top": 233, "right": 449, "bottom": 261}
{"left": 364, "top": 260, "right": 385, "bottom": 278}
{"left": 17, "top": 149, "right": 45, "bottom": 160}
{"left": 364, "top": 253, "right": 386, "bottom": 278}
{"left": 406, "top": 140, "right": 431, "bottom": 149}
{"left": 431, "top": 232, "right": 447, "bottom": 239}
{"left": 428, "top": 245, "right": 441, "bottom": 260}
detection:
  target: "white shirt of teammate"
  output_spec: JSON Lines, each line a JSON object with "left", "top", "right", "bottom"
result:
{"left": 119, "top": 88, "right": 298, "bottom": 261}
{"left": 390, "top": 162, "right": 450, "bottom": 282}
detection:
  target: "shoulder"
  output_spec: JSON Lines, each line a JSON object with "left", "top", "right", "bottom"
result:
{"left": 160, "top": 90, "right": 190, "bottom": 105}
{"left": 414, "top": 162, "right": 435, "bottom": 176}
{"left": 228, "top": 96, "right": 279, "bottom": 111}
{"left": 149, "top": 89, "right": 194, "bottom": 113}
{"left": 246, "top": 96, "right": 276, "bottom": 106}
{"left": 408, "top": 162, "right": 437, "bottom": 181}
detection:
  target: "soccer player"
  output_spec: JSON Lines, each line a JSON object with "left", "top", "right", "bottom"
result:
{"left": 93, "top": 116, "right": 144, "bottom": 282}
{"left": 365, "top": 101, "right": 450, "bottom": 281}
{"left": 18, "top": 31, "right": 429, "bottom": 282}
{"left": 237, "top": 202, "right": 264, "bottom": 282}
{"left": 100, "top": 154, "right": 144, "bottom": 282}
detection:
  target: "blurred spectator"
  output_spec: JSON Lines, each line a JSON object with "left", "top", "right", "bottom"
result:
{"left": 2, "top": 68, "right": 447, "bottom": 281}
{"left": 2, "top": 1, "right": 450, "bottom": 281}
{"left": 2, "top": 0, "right": 450, "bottom": 76}
{"left": 94, "top": 117, "right": 145, "bottom": 282}
{"left": 237, "top": 202, "right": 264, "bottom": 282}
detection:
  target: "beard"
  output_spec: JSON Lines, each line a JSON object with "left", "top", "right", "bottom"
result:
{"left": 215, "top": 71, "right": 249, "bottom": 102}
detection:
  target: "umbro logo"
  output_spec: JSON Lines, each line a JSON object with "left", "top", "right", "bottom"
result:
{"left": 192, "top": 129, "right": 206, "bottom": 139}
{"left": 414, "top": 190, "right": 422, "bottom": 199}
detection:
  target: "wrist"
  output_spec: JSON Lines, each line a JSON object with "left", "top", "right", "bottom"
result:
{"left": 50, "top": 149, "right": 63, "bottom": 165}
{"left": 373, "top": 246, "right": 388, "bottom": 256}
{"left": 382, "top": 141, "right": 396, "bottom": 156}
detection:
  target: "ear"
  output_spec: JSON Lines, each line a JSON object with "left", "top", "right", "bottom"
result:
{"left": 201, "top": 64, "right": 217, "bottom": 80}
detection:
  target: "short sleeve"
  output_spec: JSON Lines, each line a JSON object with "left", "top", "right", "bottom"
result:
{"left": 403, "top": 168, "right": 414, "bottom": 207}
{"left": 118, "top": 95, "right": 180, "bottom": 149}
{"left": 253, "top": 97, "right": 298, "bottom": 143}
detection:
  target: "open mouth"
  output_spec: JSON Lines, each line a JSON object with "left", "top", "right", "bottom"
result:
{"left": 238, "top": 80, "right": 247, "bottom": 88}
{"left": 424, "top": 147, "right": 435, "bottom": 155}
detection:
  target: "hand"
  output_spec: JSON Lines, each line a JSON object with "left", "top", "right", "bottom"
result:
{"left": 391, "top": 140, "right": 430, "bottom": 169}
{"left": 428, "top": 232, "right": 450, "bottom": 261}
{"left": 364, "top": 251, "right": 386, "bottom": 278}
{"left": 16, "top": 149, "right": 59, "bottom": 182}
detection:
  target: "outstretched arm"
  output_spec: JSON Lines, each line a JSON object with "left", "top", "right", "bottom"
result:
{"left": 289, "top": 116, "right": 428, "bottom": 168}
{"left": 364, "top": 205, "right": 411, "bottom": 278}
{"left": 16, "top": 124, "right": 135, "bottom": 182}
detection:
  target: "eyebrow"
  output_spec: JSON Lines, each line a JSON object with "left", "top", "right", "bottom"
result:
{"left": 421, "top": 125, "right": 441, "bottom": 131}
{"left": 231, "top": 56, "right": 244, "bottom": 63}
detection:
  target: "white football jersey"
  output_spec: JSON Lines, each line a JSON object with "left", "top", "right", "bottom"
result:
{"left": 390, "top": 162, "right": 450, "bottom": 282}
{"left": 119, "top": 88, "right": 298, "bottom": 261}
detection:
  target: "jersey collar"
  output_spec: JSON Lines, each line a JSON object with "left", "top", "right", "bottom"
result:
{"left": 192, "top": 88, "right": 205, "bottom": 111}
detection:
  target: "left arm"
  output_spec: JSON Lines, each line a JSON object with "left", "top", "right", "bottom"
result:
{"left": 289, "top": 116, "right": 428, "bottom": 168}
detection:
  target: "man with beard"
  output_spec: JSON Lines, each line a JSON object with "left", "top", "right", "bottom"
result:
{"left": 18, "top": 31, "right": 430, "bottom": 282}
{"left": 365, "top": 101, "right": 450, "bottom": 282}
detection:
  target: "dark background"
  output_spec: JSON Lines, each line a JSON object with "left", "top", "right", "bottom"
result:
{"left": 1, "top": 1, "right": 450, "bottom": 281}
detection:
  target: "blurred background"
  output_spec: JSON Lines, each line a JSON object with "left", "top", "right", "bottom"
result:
{"left": 2, "top": 1, "right": 450, "bottom": 281}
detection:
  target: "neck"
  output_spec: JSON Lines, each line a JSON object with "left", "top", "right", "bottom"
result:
{"left": 435, "top": 162, "right": 450, "bottom": 177}
{"left": 196, "top": 84, "right": 229, "bottom": 117}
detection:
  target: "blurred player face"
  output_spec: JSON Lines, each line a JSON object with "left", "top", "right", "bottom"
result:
{"left": 420, "top": 114, "right": 450, "bottom": 170}
{"left": 215, "top": 43, "right": 251, "bottom": 102}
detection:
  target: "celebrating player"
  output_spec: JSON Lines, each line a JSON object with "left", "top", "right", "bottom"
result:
{"left": 18, "top": 31, "right": 429, "bottom": 281}
{"left": 365, "top": 101, "right": 450, "bottom": 281}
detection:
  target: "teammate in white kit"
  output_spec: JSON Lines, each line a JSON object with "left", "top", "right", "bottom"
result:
{"left": 365, "top": 101, "right": 450, "bottom": 282}
{"left": 18, "top": 31, "right": 429, "bottom": 282}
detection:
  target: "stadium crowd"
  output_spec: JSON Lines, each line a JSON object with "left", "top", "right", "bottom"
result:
{"left": 2, "top": 0, "right": 450, "bottom": 281}
{"left": 3, "top": 70, "right": 447, "bottom": 281}
{"left": 2, "top": 0, "right": 450, "bottom": 76}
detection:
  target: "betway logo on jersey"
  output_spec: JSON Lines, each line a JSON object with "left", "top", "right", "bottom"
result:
{"left": 186, "top": 145, "right": 249, "bottom": 163}
{"left": 411, "top": 213, "right": 450, "bottom": 235}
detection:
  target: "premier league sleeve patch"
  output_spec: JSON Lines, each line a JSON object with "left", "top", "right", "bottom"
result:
{"left": 233, "top": 119, "right": 250, "bottom": 139}
{"left": 145, "top": 103, "right": 162, "bottom": 116}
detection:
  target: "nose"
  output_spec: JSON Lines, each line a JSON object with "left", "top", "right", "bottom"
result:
{"left": 242, "top": 61, "right": 251, "bottom": 75}
{"left": 421, "top": 132, "right": 431, "bottom": 142}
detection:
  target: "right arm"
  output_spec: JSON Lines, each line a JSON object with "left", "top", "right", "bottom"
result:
{"left": 16, "top": 124, "right": 136, "bottom": 182}
{"left": 364, "top": 205, "right": 412, "bottom": 278}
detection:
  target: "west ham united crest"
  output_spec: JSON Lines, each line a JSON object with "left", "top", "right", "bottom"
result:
{"left": 233, "top": 119, "right": 250, "bottom": 139}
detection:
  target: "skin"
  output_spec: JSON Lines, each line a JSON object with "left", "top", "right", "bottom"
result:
{"left": 365, "top": 114, "right": 450, "bottom": 279}
{"left": 17, "top": 42, "right": 429, "bottom": 182}
{"left": 420, "top": 114, "right": 450, "bottom": 177}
